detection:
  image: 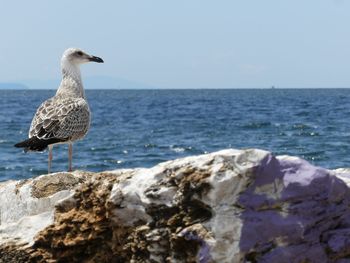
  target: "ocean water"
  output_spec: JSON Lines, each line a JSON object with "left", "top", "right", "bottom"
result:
{"left": 1, "top": 89, "right": 350, "bottom": 181}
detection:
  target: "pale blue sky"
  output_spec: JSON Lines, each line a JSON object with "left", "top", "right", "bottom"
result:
{"left": 0, "top": 0, "right": 350, "bottom": 88}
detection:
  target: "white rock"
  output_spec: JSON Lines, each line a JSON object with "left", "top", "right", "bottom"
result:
{"left": 0, "top": 149, "right": 350, "bottom": 263}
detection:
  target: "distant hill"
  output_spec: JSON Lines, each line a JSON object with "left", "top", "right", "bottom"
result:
{"left": 22, "top": 76, "right": 157, "bottom": 90}
{"left": 0, "top": 83, "right": 29, "bottom": 89}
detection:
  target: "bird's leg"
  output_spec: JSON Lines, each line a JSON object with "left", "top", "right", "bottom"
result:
{"left": 68, "top": 143, "right": 73, "bottom": 172}
{"left": 48, "top": 145, "right": 53, "bottom": 174}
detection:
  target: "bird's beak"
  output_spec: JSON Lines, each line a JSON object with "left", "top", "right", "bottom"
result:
{"left": 89, "top": 55, "right": 104, "bottom": 63}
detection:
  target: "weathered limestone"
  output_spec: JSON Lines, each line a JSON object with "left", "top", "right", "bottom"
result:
{"left": 0, "top": 149, "right": 350, "bottom": 262}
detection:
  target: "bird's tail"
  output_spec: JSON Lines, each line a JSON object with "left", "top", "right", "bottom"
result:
{"left": 14, "top": 137, "right": 63, "bottom": 152}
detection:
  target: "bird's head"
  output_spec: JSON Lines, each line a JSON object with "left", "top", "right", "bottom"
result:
{"left": 61, "top": 48, "right": 104, "bottom": 65}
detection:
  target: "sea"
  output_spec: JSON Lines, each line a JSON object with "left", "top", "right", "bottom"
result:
{"left": 1, "top": 88, "right": 350, "bottom": 181}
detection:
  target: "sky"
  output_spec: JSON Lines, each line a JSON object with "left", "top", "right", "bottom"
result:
{"left": 0, "top": 0, "right": 350, "bottom": 89}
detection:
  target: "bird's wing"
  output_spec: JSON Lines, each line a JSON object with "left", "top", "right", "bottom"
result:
{"left": 29, "top": 97, "right": 90, "bottom": 141}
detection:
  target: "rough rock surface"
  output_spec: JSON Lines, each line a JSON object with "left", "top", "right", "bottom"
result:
{"left": 1, "top": 149, "right": 350, "bottom": 262}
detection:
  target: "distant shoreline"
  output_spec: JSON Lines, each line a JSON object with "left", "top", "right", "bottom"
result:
{"left": 1, "top": 87, "right": 350, "bottom": 90}
{"left": 0, "top": 83, "right": 29, "bottom": 90}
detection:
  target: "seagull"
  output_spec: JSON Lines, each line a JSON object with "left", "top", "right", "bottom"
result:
{"left": 15, "top": 48, "right": 103, "bottom": 174}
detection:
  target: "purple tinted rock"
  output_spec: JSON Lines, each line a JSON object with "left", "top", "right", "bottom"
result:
{"left": 237, "top": 152, "right": 350, "bottom": 262}
{"left": 259, "top": 244, "right": 328, "bottom": 263}
{"left": 324, "top": 228, "right": 350, "bottom": 257}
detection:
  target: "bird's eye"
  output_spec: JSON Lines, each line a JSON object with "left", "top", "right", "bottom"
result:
{"left": 76, "top": 51, "right": 83, "bottom": 56}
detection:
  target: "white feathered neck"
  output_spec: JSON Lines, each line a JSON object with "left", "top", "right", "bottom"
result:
{"left": 56, "top": 58, "right": 85, "bottom": 99}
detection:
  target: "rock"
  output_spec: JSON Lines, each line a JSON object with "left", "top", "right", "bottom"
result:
{"left": 0, "top": 149, "right": 350, "bottom": 262}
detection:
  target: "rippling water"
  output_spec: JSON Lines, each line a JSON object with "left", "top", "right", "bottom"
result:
{"left": 1, "top": 89, "right": 350, "bottom": 181}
